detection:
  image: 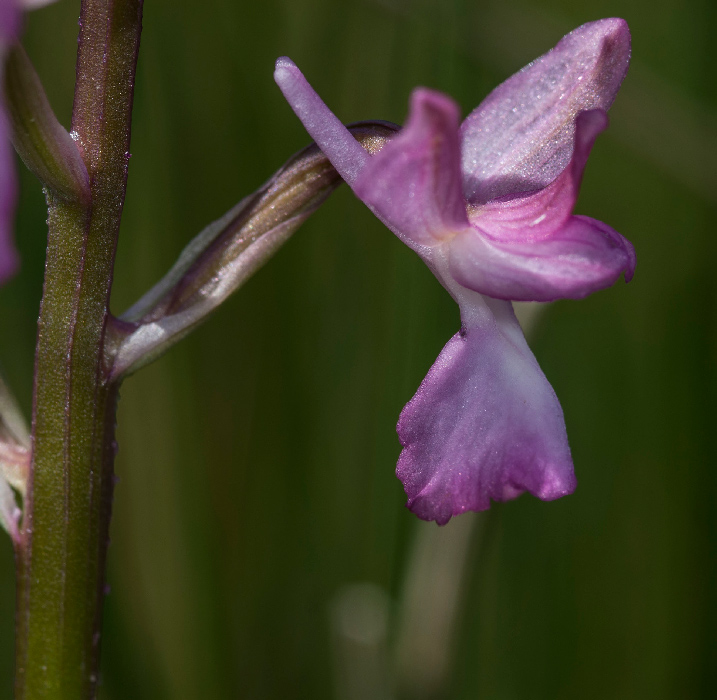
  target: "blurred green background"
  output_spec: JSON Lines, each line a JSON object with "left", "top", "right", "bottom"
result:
{"left": 0, "top": 0, "right": 715, "bottom": 697}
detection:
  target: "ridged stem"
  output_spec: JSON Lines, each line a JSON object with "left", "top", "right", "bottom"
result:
{"left": 14, "top": 2, "right": 143, "bottom": 698}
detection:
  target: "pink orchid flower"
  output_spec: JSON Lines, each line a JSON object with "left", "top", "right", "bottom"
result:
{"left": 275, "top": 18, "right": 635, "bottom": 524}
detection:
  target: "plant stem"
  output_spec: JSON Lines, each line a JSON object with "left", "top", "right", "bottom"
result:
{"left": 14, "top": 1, "right": 143, "bottom": 698}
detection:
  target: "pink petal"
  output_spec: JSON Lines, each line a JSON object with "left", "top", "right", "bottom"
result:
{"left": 0, "top": 103, "right": 19, "bottom": 283}
{"left": 274, "top": 57, "right": 370, "bottom": 187}
{"left": 471, "top": 109, "right": 608, "bottom": 240}
{"left": 0, "top": 2, "right": 21, "bottom": 40}
{"left": 460, "top": 18, "right": 630, "bottom": 205}
{"left": 353, "top": 88, "right": 468, "bottom": 248}
{"left": 448, "top": 214, "right": 635, "bottom": 302}
{"left": 397, "top": 295, "right": 575, "bottom": 525}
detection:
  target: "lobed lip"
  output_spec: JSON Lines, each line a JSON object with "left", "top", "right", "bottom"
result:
{"left": 274, "top": 19, "right": 634, "bottom": 523}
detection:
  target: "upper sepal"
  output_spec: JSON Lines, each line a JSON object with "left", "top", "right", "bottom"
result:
{"left": 470, "top": 109, "right": 608, "bottom": 240}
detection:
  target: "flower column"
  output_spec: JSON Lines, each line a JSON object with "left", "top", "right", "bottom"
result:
{"left": 15, "top": 1, "right": 143, "bottom": 698}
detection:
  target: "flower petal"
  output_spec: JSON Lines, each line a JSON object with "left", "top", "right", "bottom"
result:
{"left": 274, "top": 57, "right": 370, "bottom": 186}
{"left": 460, "top": 18, "right": 630, "bottom": 205}
{"left": 0, "top": 3, "right": 22, "bottom": 285}
{"left": 471, "top": 109, "right": 608, "bottom": 240}
{"left": 397, "top": 295, "right": 575, "bottom": 525}
{"left": 353, "top": 88, "right": 468, "bottom": 248}
{"left": 448, "top": 213, "right": 635, "bottom": 302}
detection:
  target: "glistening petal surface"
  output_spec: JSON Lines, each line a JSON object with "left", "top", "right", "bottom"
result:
{"left": 448, "top": 109, "right": 636, "bottom": 301}
{"left": 396, "top": 296, "right": 575, "bottom": 525}
{"left": 353, "top": 88, "right": 468, "bottom": 248}
{"left": 273, "top": 18, "right": 633, "bottom": 521}
{"left": 460, "top": 18, "right": 631, "bottom": 205}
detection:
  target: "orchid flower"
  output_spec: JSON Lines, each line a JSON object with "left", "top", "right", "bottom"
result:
{"left": 0, "top": 0, "right": 59, "bottom": 539}
{"left": 275, "top": 19, "right": 635, "bottom": 524}
{"left": 0, "top": 0, "right": 58, "bottom": 283}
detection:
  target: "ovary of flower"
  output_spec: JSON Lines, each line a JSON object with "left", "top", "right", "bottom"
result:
{"left": 275, "top": 18, "right": 635, "bottom": 524}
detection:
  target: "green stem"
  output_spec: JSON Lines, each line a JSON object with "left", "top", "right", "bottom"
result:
{"left": 14, "top": 1, "right": 143, "bottom": 698}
